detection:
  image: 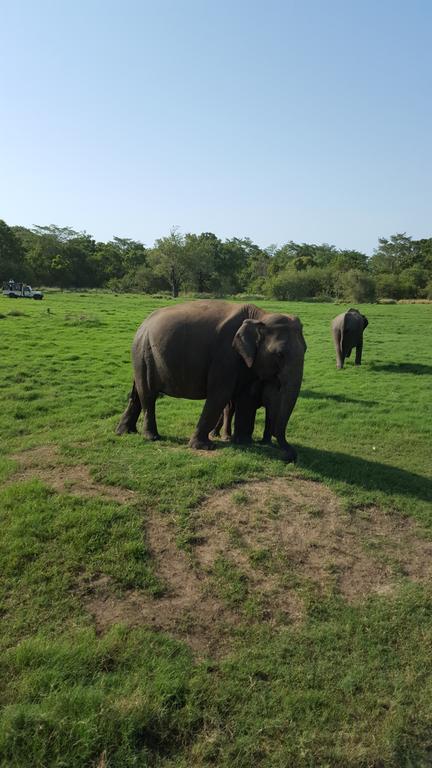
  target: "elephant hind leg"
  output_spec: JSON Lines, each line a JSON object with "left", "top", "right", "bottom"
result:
{"left": 116, "top": 382, "right": 142, "bottom": 434}
{"left": 333, "top": 329, "right": 344, "bottom": 369}
{"left": 141, "top": 391, "right": 161, "bottom": 440}
{"left": 133, "top": 374, "right": 161, "bottom": 440}
{"left": 355, "top": 338, "right": 363, "bottom": 365}
{"left": 221, "top": 402, "right": 235, "bottom": 440}
{"left": 209, "top": 412, "right": 224, "bottom": 438}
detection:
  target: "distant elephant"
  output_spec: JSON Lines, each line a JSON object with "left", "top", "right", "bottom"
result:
{"left": 116, "top": 300, "right": 307, "bottom": 462}
{"left": 211, "top": 378, "right": 280, "bottom": 445}
{"left": 332, "top": 308, "right": 368, "bottom": 369}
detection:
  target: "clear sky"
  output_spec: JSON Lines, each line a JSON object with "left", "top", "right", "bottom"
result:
{"left": 1, "top": 0, "right": 431, "bottom": 254}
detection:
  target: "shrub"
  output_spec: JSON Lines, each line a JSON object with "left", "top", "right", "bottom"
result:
{"left": 107, "top": 266, "right": 169, "bottom": 294}
{"left": 338, "top": 270, "right": 376, "bottom": 303}
{"left": 267, "top": 268, "right": 335, "bottom": 300}
{"left": 375, "top": 273, "right": 401, "bottom": 300}
{"left": 268, "top": 272, "right": 316, "bottom": 300}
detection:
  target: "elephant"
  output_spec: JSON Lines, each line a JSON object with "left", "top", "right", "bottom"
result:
{"left": 116, "top": 300, "right": 307, "bottom": 462}
{"left": 332, "top": 308, "right": 368, "bottom": 369}
{"left": 211, "top": 378, "right": 280, "bottom": 445}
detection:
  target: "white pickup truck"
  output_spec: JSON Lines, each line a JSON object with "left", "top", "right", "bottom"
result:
{"left": 2, "top": 281, "right": 44, "bottom": 300}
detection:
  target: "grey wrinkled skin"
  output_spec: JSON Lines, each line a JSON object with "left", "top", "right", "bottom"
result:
{"left": 331, "top": 308, "right": 368, "bottom": 369}
{"left": 116, "top": 300, "right": 306, "bottom": 462}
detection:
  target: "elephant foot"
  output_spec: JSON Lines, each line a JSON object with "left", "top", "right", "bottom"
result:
{"left": 209, "top": 430, "right": 220, "bottom": 439}
{"left": 260, "top": 437, "right": 272, "bottom": 445}
{"left": 220, "top": 433, "right": 232, "bottom": 442}
{"left": 233, "top": 435, "right": 253, "bottom": 445}
{"left": 116, "top": 422, "right": 138, "bottom": 435}
{"left": 143, "top": 431, "right": 161, "bottom": 441}
{"left": 279, "top": 444, "right": 297, "bottom": 463}
{"left": 189, "top": 437, "right": 215, "bottom": 451}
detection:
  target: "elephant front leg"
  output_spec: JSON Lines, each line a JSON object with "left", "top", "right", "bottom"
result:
{"left": 261, "top": 408, "right": 273, "bottom": 444}
{"left": 233, "top": 390, "right": 258, "bottom": 444}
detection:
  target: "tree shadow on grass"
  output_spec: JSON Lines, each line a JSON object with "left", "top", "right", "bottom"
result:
{"left": 369, "top": 362, "right": 432, "bottom": 375}
{"left": 300, "top": 389, "right": 378, "bottom": 407}
{"left": 298, "top": 445, "right": 432, "bottom": 503}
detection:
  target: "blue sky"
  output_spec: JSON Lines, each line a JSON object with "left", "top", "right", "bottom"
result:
{"left": 1, "top": 0, "right": 431, "bottom": 254}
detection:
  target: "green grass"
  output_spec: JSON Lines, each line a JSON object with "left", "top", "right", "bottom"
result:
{"left": 0, "top": 292, "right": 431, "bottom": 767}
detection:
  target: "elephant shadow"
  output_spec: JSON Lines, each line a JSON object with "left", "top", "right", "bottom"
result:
{"left": 228, "top": 443, "right": 432, "bottom": 504}
{"left": 298, "top": 445, "right": 432, "bottom": 505}
{"left": 300, "top": 389, "right": 378, "bottom": 407}
{"left": 369, "top": 362, "right": 432, "bottom": 375}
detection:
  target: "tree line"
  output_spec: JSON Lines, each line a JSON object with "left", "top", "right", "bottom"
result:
{"left": 1, "top": 219, "right": 431, "bottom": 301}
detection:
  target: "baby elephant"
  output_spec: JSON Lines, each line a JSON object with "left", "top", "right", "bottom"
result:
{"left": 332, "top": 308, "right": 368, "bottom": 369}
{"left": 211, "top": 379, "right": 279, "bottom": 445}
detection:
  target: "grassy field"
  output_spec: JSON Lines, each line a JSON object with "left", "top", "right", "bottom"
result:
{"left": 0, "top": 292, "right": 431, "bottom": 768}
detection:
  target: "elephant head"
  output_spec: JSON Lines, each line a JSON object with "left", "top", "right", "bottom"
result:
{"left": 233, "top": 314, "right": 306, "bottom": 460}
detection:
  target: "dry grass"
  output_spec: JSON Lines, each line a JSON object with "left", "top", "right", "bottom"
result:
{"left": 79, "top": 477, "right": 432, "bottom": 656}
{"left": 9, "top": 445, "right": 135, "bottom": 503}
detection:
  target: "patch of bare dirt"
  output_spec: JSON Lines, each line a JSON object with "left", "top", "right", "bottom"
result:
{"left": 82, "top": 515, "right": 240, "bottom": 656}
{"left": 9, "top": 445, "right": 134, "bottom": 502}
{"left": 81, "top": 477, "right": 432, "bottom": 656}
{"left": 193, "top": 478, "right": 432, "bottom": 604}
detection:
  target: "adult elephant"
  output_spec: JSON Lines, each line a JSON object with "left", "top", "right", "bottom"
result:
{"left": 332, "top": 308, "right": 368, "bottom": 369}
{"left": 116, "top": 300, "right": 307, "bottom": 462}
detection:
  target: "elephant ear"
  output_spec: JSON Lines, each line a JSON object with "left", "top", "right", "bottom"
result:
{"left": 362, "top": 315, "right": 369, "bottom": 329}
{"left": 233, "top": 319, "right": 265, "bottom": 368}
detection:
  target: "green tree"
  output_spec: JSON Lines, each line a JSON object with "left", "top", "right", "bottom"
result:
{"left": 0, "top": 220, "right": 27, "bottom": 282}
{"left": 270, "top": 242, "right": 338, "bottom": 274}
{"left": 184, "top": 232, "right": 220, "bottom": 293}
{"left": 149, "top": 228, "right": 189, "bottom": 298}
{"left": 214, "top": 237, "right": 261, "bottom": 293}
{"left": 370, "top": 233, "right": 416, "bottom": 274}
{"left": 330, "top": 249, "right": 368, "bottom": 272}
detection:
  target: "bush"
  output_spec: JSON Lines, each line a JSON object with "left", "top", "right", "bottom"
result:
{"left": 338, "top": 270, "right": 376, "bottom": 303}
{"left": 268, "top": 272, "right": 316, "bottom": 300}
{"left": 375, "top": 273, "right": 402, "bottom": 300}
{"left": 107, "top": 266, "right": 169, "bottom": 294}
{"left": 267, "top": 267, "right": 335, "bottom": 301}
